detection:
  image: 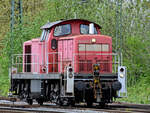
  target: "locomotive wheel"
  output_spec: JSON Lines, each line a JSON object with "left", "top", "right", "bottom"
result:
{"left": 58, "top": 98, "right": 75, "bottom": 106}
{"left": 69, "top": 99, "right": 75, "bottom": 106}
{"left": 38, "top": 100, "right": 43, "bottom": 105}
{"left": 87, "top": 101, "right": 93, "bottom": 107}
{"left": 70, "top": 100, "right": 75, "bottom": 106}
{"left": 27, "top": 99, "right": 33, "bottom": 105}
{"left": 61, "top": 98, "right": 68, "bottom": 106}
{"left": 57, "top": 100, "right": 63, "bottom": 106}
{"left": 37, "top": 99, "right": 43, "bottom": 105}
{"left": 99, "top": 102, "right": 106, "bottom": 108}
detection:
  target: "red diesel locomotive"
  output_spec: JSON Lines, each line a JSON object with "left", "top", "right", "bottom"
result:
{"left": 10, "top": 19, "right": 127, "bottom": 106}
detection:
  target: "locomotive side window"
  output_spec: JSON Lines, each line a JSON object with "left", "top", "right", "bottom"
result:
{"left": 54, "top": 24, "right": 71, "bottom": 36}
{"left": 80, "top": 24, "right": 98, "bottom": 34}
{"left": 51, "top": 39, "right": 57, "bottom": 50}
{"left": 40, "top": 30, "right": 50, "bottom": 41}
{"left": 24, "top": 45, "right": 31, "bottom": 72}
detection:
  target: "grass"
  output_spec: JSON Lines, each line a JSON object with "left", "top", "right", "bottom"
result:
{"left": 0, "top": 75, "right": 9, "bottom": 96}
{"left": 117, "top": 78, "right": 150, "bottom": 104}
{"left": 0, "top": 55, "right": 10, "bottom": 96}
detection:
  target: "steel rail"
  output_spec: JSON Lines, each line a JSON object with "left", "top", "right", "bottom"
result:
{"left": 0, "top": 98, "right": 150, "bottom": 113}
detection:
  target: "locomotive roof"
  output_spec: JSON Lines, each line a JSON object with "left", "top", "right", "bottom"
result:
{"left": 41, "top": 19, "right": 102, "bottom": 29}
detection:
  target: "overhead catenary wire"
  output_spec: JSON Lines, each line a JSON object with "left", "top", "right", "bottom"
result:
{"left": 115, "top": 0, "right": 123, "bottom": 66}
{"left": 10, "top": 0, "right": 23, "bottom": 91}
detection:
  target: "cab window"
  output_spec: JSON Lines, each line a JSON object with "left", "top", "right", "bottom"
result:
{"left": 40, "top": 29, "right": 50, "bottom": 41}
{"left": 80, "top": 24, "right": 98, "bottom": 34}
{"left": 54, "top": 24, "right": 71, "bottom": 36}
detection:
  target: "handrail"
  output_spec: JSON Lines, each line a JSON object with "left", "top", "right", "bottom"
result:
{"left": 11, "top": 52, "right": 120, "bottom": 74}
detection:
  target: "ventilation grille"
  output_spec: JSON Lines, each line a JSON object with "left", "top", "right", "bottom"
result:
{"left": 79, "top": 60, "right": 92, "bottom": 72}
{"left": 96, "top": 60, "right": 110, "bottom": 72}
{"left": 79, "top": 60, "right": 110, "bottom": 73}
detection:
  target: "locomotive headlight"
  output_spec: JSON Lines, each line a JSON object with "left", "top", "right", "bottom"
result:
{"left": 68, "top": 67, "right": 73, "bottom": 78}
{"left": 119, "top": 68, "right": 125, "bottom": 78}
{"left": 92, "top": 38, "right": 96, "bottom": 43}
{"left": 120, "top": 73, "right": 124, "bottom": 78}
{"left": 69, "top": 73, "right": 73, "bottom": 78}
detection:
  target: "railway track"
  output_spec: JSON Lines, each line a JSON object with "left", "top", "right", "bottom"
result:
{"left": 0, "top": 97, "right": 150, "bottom": 113}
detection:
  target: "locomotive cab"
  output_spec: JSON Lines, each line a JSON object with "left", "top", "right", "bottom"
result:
{"left": 10, "top": 19, "right": 127, "bottom": 106}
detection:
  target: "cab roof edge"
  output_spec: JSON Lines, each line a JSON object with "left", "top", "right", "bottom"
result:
{"left": 40, "top": 19, "right": 102, "bottom": 30}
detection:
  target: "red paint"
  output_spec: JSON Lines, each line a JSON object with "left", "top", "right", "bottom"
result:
{"left": 23, "top": 19, "right": 112, "bottom": 74}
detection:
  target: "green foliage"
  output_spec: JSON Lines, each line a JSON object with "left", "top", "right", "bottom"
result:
{"left": 123, "top": 36, "right": 150, "bottom": 85}
{"left": 118, "top": 76, "right": 150, "bottom": 104}
{"left": 0, "top": 53, "right": 9, "bottom": 96}
{"left": 0, "top": 0, "right": 47, "bottom": 96}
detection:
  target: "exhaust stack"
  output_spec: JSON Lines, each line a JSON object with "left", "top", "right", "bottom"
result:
{"left": 89, "top": 23, "right": 94, "bottom": 34}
